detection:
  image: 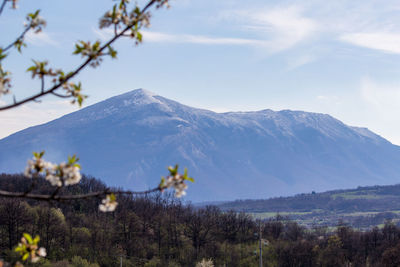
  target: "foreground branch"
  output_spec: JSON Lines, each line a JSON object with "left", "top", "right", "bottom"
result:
{"left": 0, "top": 0, "right": 8, "bottom": 17}
{"left": 0, "top": 0, "right": 157, "bottom": 111}
{"left": 0, "top": 186, "right": 162, "bottom": 201}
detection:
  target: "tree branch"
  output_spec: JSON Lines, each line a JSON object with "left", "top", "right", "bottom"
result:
{"left": 50, "top": 91, "right": 71, "bottom": 98}
{"left": 0, "top": 0, "right": 157, "bottom": 111}
{"left": 0, "top": 0, "right": 8, "bottom": 17}
{"left": 3, "top": 26, "right": 30, "bottom": 52}
{"left": 0, "top": 186, "right": 163, "bottom": 201}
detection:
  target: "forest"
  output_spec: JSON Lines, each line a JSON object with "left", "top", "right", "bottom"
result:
{"left": 218, "top": 184, "right": 400, "bottom": 229}
{"left": 2, "top": 174, "right": 400, "bottom": 266}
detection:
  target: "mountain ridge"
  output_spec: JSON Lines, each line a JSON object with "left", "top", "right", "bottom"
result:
{"left": 1, "top": 88, "right": 399, "bottom": 201}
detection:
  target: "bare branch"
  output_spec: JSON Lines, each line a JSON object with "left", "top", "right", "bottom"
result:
{"left": 0, "top": 0, "right": 157, "bottom": 111}
{"left": 40, "top": 76, "right": 44, "bottom": 93}
{"left": 3, "top": 26, "right": 30, "bottom": 52}
{"left": 0, "top": 186, "right": 163, "bottom": 201}
{"left": 0, "top": 0, "right": 8, "bottom": 17}
{"left": 50, "top": 91, "right": 70, "bottom": 98}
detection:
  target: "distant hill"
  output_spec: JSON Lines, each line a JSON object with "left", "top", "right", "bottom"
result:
{"left": 1, "top": 89, "right": 400, "bottom": 202}
{"left": 217, "top": 184, "right": 400, "bottom": 228}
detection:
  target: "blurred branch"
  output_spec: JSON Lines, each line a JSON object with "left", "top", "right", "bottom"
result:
{"left": 0, "top": 0, "right": 8, "bottom": 17}
{"left": 3, "top": 26, "right": 30, "bottom": 52}
{"left": 0, "top": 186, "right": 163, "bottom": 201}
{"left": 0, "top": 0, "right": 157, "bottom": 111}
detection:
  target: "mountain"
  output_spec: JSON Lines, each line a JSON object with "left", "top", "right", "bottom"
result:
{"left": 1, "top": 89, "right": 400, "bottom": 202}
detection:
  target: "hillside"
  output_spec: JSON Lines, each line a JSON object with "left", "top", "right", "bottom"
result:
{"left": 1, "top": 89, "right": 400, "bottom": 201}
{"left": 3, "top": 174, "right": 400, "bottom": 266}
{"left": 218, "top": 184, "right": 400, "bottom": 228}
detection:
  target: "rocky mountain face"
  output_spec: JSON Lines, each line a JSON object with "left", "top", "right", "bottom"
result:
{"left": 1, "top": 89, "right": 400, "bottom": 201}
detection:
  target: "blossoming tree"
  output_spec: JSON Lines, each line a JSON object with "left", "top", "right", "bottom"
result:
{"left": 0, "top": 0, "right": 193, "bottom": 265}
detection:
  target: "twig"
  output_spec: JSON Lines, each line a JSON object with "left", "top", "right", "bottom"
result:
{"left": 40, "top": 76, "right": 44, "bottom": 93}
{"left": 3, "top": 26, "right": 30, "bottom": 52}
{"left": 0, "top": 0, "right": 8, "bottom": 17}
{"left": 50, "top": 91, "right": 71, "bottom": 98}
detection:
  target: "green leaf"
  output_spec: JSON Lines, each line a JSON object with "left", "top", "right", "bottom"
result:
{"left": 26, "top": 66, "right": 36, "bottom": 72}
{"left": 168, "top": 165, "right": 178, "bottom": 176}
{"left": 33, "top": 235, "right": 40, "bottom": 244}
{"left": 159, "top": 177, "right": 165, "bottom": 187}
{"left": 22, "top": 252, "right": 29, "bottom": 261}
{"left": 23, "top": 233, "right": 33, "bottom": 244}
{"left": 136, "top": 31, "right": 142, "bottom": 42}
{"left": 185, "top": 177, "right": 195, "bottom": 183}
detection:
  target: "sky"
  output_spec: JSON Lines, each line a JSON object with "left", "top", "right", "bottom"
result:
{"left": 2, "top": 0, "right": 400, "bottom": 144}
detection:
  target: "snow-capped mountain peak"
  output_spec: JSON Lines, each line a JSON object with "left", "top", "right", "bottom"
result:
{"left": 1, "top": 89, "right": 399, "bottom": 201}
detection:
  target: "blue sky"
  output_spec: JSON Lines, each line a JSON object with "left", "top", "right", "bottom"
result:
{"left": 2, "top": 0, "right": 400, "bottom": 144}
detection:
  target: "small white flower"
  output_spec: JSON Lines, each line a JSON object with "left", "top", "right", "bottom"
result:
{"left": 37, "top": 247, "right": 46, "bottom": 257}
{"left": 24, "top": 153, "right": 81, "bottom": 187}
{"left": 99, "top": 194, "right": 118, "bottom": 212}
{"left": 164, "top": 174, "right": 188, "bottom": 198}
{"left": 24, "top": 157, "right": 52, "bottom": 178}
{"left": 45, "top": 174, "right": 62, "bottom": 187}
{"left": 61, "top": 164, "right": 81, "bottom": 186}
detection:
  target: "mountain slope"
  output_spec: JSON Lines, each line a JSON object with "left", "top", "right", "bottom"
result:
{"left": 1, "top": 89, "right": 400, "bottom": 201}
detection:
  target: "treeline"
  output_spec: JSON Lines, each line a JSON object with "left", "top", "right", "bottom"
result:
{"left": 218, "top": 185, "right": 400, "bottom": 213}
{"left": 2, "top": 174, "right": 400, "bottom": 266}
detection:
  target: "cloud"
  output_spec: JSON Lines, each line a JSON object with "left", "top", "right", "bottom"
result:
{"left": 340, "top": 32, "right": 400, "bottom": 54}
{"left": 287, "top": 54, "right": 315, "bottom": 69}
{"left": 358, "top": 77, "right": 400, "bottom": 144}
{"left": 25, "top": 31, "right": 59, "bottom": 47}
{"left": 94, "top": 4, "right": 318, "bottom": 51}
{"left": 0, "top": 100, "right": 78, "bottom": 139}
{"left": 142, "top": 31, "right": 266, "bottom": 46}
{"left": 220, "top": 5, "right": 319, "bottom": 52}
{"left": 360, "top": 77, "right": 400, "bottom": 115}
{"left": 94, "top": 28, "right": 268, "bottom": 46}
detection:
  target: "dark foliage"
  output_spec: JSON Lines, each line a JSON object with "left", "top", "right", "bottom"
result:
{"left": 217, "top": 184, "right": 400, "bottom": 229}
{"left": 2, "top": 174, "right": 400, "bottom": 266}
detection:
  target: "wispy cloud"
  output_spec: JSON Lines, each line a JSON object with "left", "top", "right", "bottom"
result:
{"left": 142, "top": 31, "right": 266, "bottom": 46}
{"left": 219, "top": 5, "right": 319, "bottom": 52}
{"left": 360, "top": 77, "right": 400, "bottom": 110}
{"left": 94, "top": 4, "right": 318, "bottom": 52}
{"left": 286, "top": 54, "right": 316, "bottom": 69}
{"left": 25, "top": 31, "right": 59, "bottom": 47}
{"left": 358, "top": 77, "right": 400, "bottom": 144}
{"left": 340, "top": 32, "right": 400, "bottom": 54}
{"left": 94, "top": 28, "right": 268, "bottom": 47}
{"left": 0, "top": 100, "right": 78, "bottom": 139}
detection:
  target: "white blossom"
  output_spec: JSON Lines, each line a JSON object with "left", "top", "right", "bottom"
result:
{"left": 164, "top": 174, "right": 188, "bottom": 198}
{"left": 59, "top": 162, "right": 81, "bottom": 186}
{"left": 45, "top": 173, "right": 62, "bottom": 187}
{"left": 31, "top": 15, "right": 46, "bottom": 32}
{"left": 37, "top": 247, "right": 46, "bottom": 257}
{"left": 24, "top": 157, "right": 53, "bottom": 178}
{"left": 24, "top": 153, "right": 81, "bottom": 187}
{"left": 99, "top": 194, "right": 118, "bottom": 212}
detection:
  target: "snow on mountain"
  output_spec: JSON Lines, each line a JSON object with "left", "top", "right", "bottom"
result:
{"left": 1, "top": 89, "right": 399, "bottom": 201}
